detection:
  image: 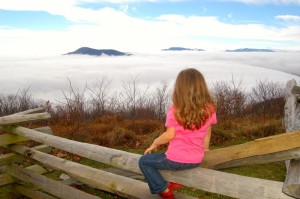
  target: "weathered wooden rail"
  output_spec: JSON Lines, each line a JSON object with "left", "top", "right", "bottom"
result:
{"left": 0, "top": 80, "right": 299, "bottom": 199}
{"left": 283, "top": 79, "right": 300, "bottom": 198}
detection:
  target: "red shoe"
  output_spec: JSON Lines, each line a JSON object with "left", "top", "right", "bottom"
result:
{"left": 168, "top": 182, "right": 183, "bottom": 191}
{"left": 159, "top": 189, "right": 174, "bottom": 199}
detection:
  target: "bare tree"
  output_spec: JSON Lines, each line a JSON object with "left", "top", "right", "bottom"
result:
{"left": 153, "top": 80, "right": 170, "bottom": 121}
{"left": 105, "top": 92, "right": 121, "bottom": 115}
{"left": 88, "top": 75, "right": 112, "bottom": 118}
{"left": 56, "top": 77, "right": 88, "bottom": 126}
{"left": 120, "top": 74, "right": 150, "bottom": 119}
{"left": 17, "top": 88, "right": 36, "bottom": 111}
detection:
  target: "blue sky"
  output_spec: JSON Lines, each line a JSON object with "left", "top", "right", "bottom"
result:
{"left": 0, "top": 0, "right": 299, "bottom": 56}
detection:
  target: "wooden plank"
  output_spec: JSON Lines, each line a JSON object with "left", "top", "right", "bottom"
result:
{"left": 282, "top": 159, "right": 300, "bottom": 197}
{"left": 0, "top": 164, "right": 49, "bottom": 186}
{"left": 0, "top": 172, "right": 14, "bottom": 185}
{"left": 7, "top": 164, "right": 101, "bottom": 199}
{"left": 0, "top": 145, "right": 51, "bottom": 166}
{"left": 0, "top": 126, "right": 53, "bottom": 166}
{"left": 213, "top": 147, "right": 300, "bottom": 169}
{"left": 0, "top": 133, "right": 28, "bottom": 146}
{"left": 14, "top": 184, "right": 58, "bottom": 199}
{"left": 8, "top": 145, "right": 196, "bottom": 199}
{"left": 0, "top": 127, "right": 53, "bottom": 147}
{"left": 8, "top": 143, "right": 290, "bottom": 198}
{"left": 285, "top": 80, "right": 300, "bottom": 133}
{"left": 0, "top": 112, "right": 51, "bottom": 126}
{"left": 10, "top": 107, "right": 46, "bottom": 116}
{"left": 202, "top": 130, "right": 300, "bottom": 168}
{"left": 8, "top": 126, "right": 300, "bottom": 172}
{"left": 34, "top": 126, "right": 54, "bottom": 135}
{"left": 6, "top": 126, "right": 142, "bottom": 173}
{"left": 161, "top": 167, "right": 291, "bottom": 199}
{"left": 283, "top": 79, "right": 300, "bottom": 198}
{"left": 291, "top": 85, "right": 300, "bottom": 95}
{"left": 0, "top": 108, "right": 47, "bottom": 130}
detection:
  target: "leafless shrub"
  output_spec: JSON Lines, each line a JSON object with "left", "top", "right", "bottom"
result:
{"left": 54, "top": 78, "right": 87, "bottom": 128}
{"left": 0, "top": 75, "right": 287, "bottom": 130}
{"left": 18, "top": 88, "right": 36, "bottom": 111}
{"left": 0, "top": 93, "right": 18, "bottom": 116}
{"left": 212, "top": 76, "right": 247, "bottom": 119}
{"left": 106, "top": 92, "right": 122, "bottom": 114}
{"left": 88, "top": 75, "right": 113, "bottom": 117}
{"left": 120, "top": 74, "right": 150, "bottom": 120}
{"left": 0, "top": 88, "right": 40, "bottom": 116}
{"left": 152, "top": 80, "right": 170, "bottom": 121}
{"left": 248, "top": 79, "right": 285, "bottom": 118}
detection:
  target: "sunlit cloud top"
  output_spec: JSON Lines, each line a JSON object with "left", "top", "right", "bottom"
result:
{"left": 0, "top": 0, "right": 299, "bottom": 56}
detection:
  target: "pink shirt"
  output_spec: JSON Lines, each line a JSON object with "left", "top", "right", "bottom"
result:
{"left": 165, "top": 106, "right": 217, "bottom": 163}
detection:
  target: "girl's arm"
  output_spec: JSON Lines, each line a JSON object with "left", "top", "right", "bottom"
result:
{"left": 203, "top": 126, "right": 212, "bottom": 151}
{"left": 144, "top": 127, "right": 175, "bottom": 154}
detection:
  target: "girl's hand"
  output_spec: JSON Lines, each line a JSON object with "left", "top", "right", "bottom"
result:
{"left": 144, "top": 144, "right": 158, "bottom": 154}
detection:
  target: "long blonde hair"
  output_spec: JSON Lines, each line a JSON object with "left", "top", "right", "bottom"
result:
{"left": 172, "top": 68, "right": 216, "bottom": 130}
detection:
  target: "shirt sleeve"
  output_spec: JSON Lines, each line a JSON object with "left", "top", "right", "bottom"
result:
{"left": 165, "top": 106, "right": 177, "bottom": 128}
{"left": 210, "top": 112, "right": 217, "bottom": 125}
{"left": 206, "top": 104, "right": 217, "bottom": 125}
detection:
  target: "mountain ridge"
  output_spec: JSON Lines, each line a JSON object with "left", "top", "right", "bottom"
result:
{"left": 225, "top": 48, "right": 275, "bottom": 52}
{"left": 64, "top": 47, "right": 131, "bottom": 56}
{"left": 162, "top": 47, "right": 205, "bottom": 51}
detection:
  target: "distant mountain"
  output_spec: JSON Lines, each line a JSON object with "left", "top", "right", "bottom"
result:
{"left": 225, "top": 48, "right": 275, "bottom": 52}
{"left": 162, "top": 47, "right": 205, "bottom": 51}
{"left": 64, "top": 47, "right": 131, "bottom": 56}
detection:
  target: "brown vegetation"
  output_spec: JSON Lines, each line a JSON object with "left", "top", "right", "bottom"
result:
{"left": 0, "top": 76, "right": 286, "bottom": 149}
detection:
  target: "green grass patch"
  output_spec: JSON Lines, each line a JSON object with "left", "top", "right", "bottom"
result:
{"left": 221, "top": 162, "right": 286, "bottom": 181}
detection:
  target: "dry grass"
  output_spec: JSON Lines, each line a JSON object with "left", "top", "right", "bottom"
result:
{"left": 50, "top": 116, "right": 165, "bottom": 148}
{"left": 212, "top": 116, "right": 284, "bottom": 146}
{"left": 124, "top": 119, "right": 163, "bottom": 135}
{"left": 50, "top": 113, "right": 286, "bottom": 151}
{"left": 104, "top": 127, "right": 137, "bottom": 147}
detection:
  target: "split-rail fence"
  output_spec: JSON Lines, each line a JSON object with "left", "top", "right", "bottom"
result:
{"left": 0, "top": 79, "right": 299, "bottom": 199}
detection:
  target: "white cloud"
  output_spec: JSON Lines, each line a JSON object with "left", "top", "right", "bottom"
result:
{"left": 157, "top": 14, "right": 300, "bottom": 41}
{"left": 0, "top": 1, "right": 299, "bottom": 55}
{"left": 1, "top": 10, "right": 300, "bottom": 56}
{"left": 216, "top": 0, "right": 300, "bottom": 5}
{"left": 276, "top": 15, "right": 300, "bottom": 22}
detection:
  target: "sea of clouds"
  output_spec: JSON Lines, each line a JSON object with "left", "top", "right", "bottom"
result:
{"left": 0, "top": 51, "right": 299, "bottom": 102}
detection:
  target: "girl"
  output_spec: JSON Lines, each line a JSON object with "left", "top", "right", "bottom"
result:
{"left": 138, "top": 68, "right": 217, "bottom": 199}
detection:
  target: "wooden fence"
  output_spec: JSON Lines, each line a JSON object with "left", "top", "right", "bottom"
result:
{"left": 0, "top": 79, "right": 299, "bottom": 199}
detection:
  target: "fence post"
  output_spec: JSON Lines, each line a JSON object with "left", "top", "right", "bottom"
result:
{"left": 283, "top": 79, "right": 300, "bottom": 198}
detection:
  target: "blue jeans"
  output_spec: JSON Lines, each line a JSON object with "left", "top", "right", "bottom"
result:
{"left": 138, "top": 153, "right": 200, "bottom": 194}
